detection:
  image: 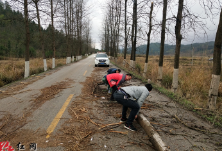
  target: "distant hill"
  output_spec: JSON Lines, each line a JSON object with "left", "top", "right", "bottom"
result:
{"left": 123, "top": 41, "right": 214, "bottom": 57}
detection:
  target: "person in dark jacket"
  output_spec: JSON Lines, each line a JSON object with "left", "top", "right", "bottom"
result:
{"left": 113, "top": 84, "right": 152, "bottom": 131}
{"left": 102, "top": 68, "right": 121, "bottom": 93}
{"left": 106, "top": 73, "right": 132, "bottom": 101}
{"left": 107, "top": 68, "right": 121, "bottom": 74}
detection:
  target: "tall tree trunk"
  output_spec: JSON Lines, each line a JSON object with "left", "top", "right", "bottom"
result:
{"left": 71, "top": 0, "right": 75, "bottom": 62}
{"left": 172, "top": 0, "right": 183, "bottom": 93}
{"left": 143, "top": 2, "right": 153, "bottom": 77}
{"left": 116, "top": 1, "right": 121, "bottom": 62}
{"left": 110, "top": 5, "right": 114, "bottom": 58}
{"left": 33, "top": 0, "right": 47, "bottom": 71}
{"left": 79, "top": 0, "right": 83, "bottom": 57}
{"left": 24, "top": 0, "right": 30, "bottom": 78}
{"left": 64, "top": 0, "right": 68, "bottom": 63}
{"left": 133, "top": 0, "right": 137, "bottom": 62}
{"left": 123, "top": 0, "right": 128, "bottom": 66}
{"left": 208, "top": 8, "right": 222, "bottom": 110}
{"left": 66, "top": 0, "right": 71, "bottom": 64}
{"left": 107, "top": 23, "right": 110, "bottom": 56}
{"left": 157, "top": 0, "right": 167, "bottom": 82}
{"left": 130, "top": 13, "right": 134, "bottom": 67}
{"left": 51, "top": 0, "right": 56, "bottom": 68}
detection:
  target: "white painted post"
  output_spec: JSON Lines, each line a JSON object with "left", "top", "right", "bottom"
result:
{"left": 66, "top": 57, "right": 71, "bottom": 64}
{"left": 143, "top": 63, "right": 148, "bottom": 77}
{"left": 72, "top": 56, "right": 74, "bottom": 62}
{"left": 130, "top": 60, "right": 133, "bottom": 69}
{"left": 172, "top": 68, "right": 179, "bottom": 93}
{"left": 43, "top": 59, "right": 47, "bottom": 71}
{"left": 123, "top": 59, "right": 126, "bottom": 66}
{"left": 208, "top": 74, "right": 220, "bottom": 109}
{"left": 157, "top": 66, "right": 163, "bottom": 83}
{"left": 24, "top": 61, "right": 29, "bottom": 78}
{"left": 132, "top": 60, "right": 136, "bottom": 69}
{"left": 52, "top": 58, "right": 55, "bottom": 69}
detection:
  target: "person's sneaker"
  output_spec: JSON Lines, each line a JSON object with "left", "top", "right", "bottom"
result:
{"left": 124, "top": 123, "right": 137, "bottom": 131}
{"left": 108, "top": 90, "right": 111, "bottom": 94}
{"left": 120, "top": 118, "right": 127, "bottom": 123}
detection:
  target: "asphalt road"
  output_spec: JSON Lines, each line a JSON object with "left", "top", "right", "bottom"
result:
{"left": 0, "top": 55, "right": 95, "bottom": 150}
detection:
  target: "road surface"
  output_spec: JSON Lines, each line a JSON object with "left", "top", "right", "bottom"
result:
{"left": 0, "top": 55, "right": 95, "bottom": 150}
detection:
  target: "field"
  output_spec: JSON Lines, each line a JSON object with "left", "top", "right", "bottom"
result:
{"left": 0, "top": 58, "right": 66, "bottom": 87}
{"left": 114, "top": 55, "right": 222, "bottom": 112}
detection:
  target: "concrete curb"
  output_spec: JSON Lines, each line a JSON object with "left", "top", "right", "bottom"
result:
{"left": 137, "top": 113, "right": 170, "bottom": 151}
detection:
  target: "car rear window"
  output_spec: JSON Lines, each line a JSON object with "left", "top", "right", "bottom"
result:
{"left": 96, "top": 54, "right": 108, "bottom": 58}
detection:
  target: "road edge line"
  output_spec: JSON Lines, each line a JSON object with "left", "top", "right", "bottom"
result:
{"left": 137, "top": 113, "right": 170, "bottom": 151}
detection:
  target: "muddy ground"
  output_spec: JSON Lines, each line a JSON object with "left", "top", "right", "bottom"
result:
{"left": 57, "top": 64, "right": 222, "bottom": 151}
{"left": 55, "top": 66, "right": 156, "bottom": 151}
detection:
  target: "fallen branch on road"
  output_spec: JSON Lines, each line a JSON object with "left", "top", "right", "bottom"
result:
{"left": 108, "top": 130, "right": 128, "bottom": 135}
{"left": 70, "top": 108, "right": 79, "bottom": 119}
{"left": 99, "top": 122, "right": 122, "bottom": 129}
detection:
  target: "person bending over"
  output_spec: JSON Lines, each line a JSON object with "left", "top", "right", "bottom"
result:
{"left": 102, "top": 68, "right": 121, "bottom": 93}
{"left": 106, "top": 73, "right": 132, "bottom": 101}
{"left": 113, "top": 84, "right": 152, "bottom": 131}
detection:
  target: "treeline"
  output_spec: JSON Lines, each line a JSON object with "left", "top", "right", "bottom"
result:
{"left": 128, "top": 41, "right": 215, "bottom": 56}
{"left": 0, "top": 1, "right": 93, "bottom": 59}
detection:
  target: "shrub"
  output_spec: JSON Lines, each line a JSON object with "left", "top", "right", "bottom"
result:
{"left": 162, "top": 74, "right": 173, "bottom": 89}
{"left": 0, "top": 80, "right": 4, "bottom": 87}
{"left": 135, "top": 63, "right": 142, "bottom": 73}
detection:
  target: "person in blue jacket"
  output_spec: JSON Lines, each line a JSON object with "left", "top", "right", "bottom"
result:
{"left": 102, "top": 68, "right": 121, "bottom": 93}
{"left": 107, "top": 68, "right": 121, "bottom": 74}
{"left": 113, "top": 84, "right": 152, "bottom": 131}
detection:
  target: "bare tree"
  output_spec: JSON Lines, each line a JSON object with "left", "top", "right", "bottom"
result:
{"left": 172, "top": 0, "right": 183, "bottom": 93}
{"left": 103, "top": 0, "right": 122, "bottom": 60}
{"left": 123, "top": 0, "right": 128, "bottom": 66}
{"left": 157, "top": 0, "right": 168, "bottom": 82}
{"left": 143, "top": 2, "right": 153, "bottom": 77}
{"left": 32, "top": 0, "right": 47, "bottom": 71}
{"left": 24, "top": 0, "right": 30, "bottom": 78}
{"left": 130, "top": 0, "right": 137, "bottom": 68}
{"left": 208, "top": 8, "right": 222, "bottom": 110}
{"left": 50, "top": 0, "right": 56, "bottom": 68}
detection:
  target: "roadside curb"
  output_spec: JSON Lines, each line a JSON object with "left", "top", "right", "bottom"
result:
{"left": 137, "top": 113, "right": 170, "bottom": 151}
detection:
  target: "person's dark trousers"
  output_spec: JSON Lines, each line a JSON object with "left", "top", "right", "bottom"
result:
{"left": 110, "top": 85, "right": 118, "bottom": 100}
{"left": 113, "top": 91, "right": 140, "bottom": 125}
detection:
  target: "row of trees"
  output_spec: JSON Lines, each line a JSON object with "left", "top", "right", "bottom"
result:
{"left": 0, "top": 0, "right": 94, "bottom": 76}
{"left": 101, "top": 0, "right": 222, "bottom": 110}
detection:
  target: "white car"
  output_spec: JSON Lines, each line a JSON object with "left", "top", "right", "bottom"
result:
{"left": 95, "top": 53, "right": 110, "bottom": 67}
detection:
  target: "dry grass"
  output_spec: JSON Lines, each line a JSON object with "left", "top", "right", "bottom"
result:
{"left": 116, "top": 55, "right": 222, "bottom": 111}
{"left": 0, "top": 58, "right": 66, "bottom": 87}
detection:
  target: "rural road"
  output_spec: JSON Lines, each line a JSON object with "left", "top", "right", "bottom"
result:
{"left": 1, "top": 54, "right": 222, "bottom": 151}
{"left": 0, "top": 55, "right": 95, "bottom": 150}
